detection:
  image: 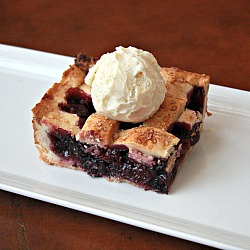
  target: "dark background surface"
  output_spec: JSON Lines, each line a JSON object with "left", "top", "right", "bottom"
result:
{"left": 2, "top": 0, "right": 250, "bottom": 91}
{"left": 1, "top": 0, "right": 249, "bottom": 249}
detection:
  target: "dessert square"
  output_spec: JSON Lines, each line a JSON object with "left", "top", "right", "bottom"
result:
{"left": 32, "top": 53, "right": 209, "bottom": 194}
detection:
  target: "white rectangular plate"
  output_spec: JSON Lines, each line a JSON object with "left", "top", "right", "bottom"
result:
{"left": 0, "top": 44, "right": 249, "bottom": 250}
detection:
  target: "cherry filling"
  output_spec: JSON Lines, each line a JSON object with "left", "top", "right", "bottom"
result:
{"left": 59, "top": 88, "right": 95, "bottom": 128}
{"left": 48, "top": 128, "right": 177, "bottom": 193}
{"left": 168, "top": 86, "right": 204, "bottom": 150}
{"left": 49, "top": 85, "right": 206, "bottom": 193}
{"left": 187, "top": 86, "right": 205, "bottom": 114}
{"left": 171, "top": 121, "right": 201, "bottom": 146}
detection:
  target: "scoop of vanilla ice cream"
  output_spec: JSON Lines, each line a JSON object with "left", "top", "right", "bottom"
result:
{"left": 85, "top": 46, "right": 166, "bottom": 123}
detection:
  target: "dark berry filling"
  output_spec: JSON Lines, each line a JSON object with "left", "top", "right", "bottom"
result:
{"left": 48, "top": 128, "right": 88, "bottom": 161}
{"left": 187, "top": 86, "right": 205, "bottom": 114}
{"left": 59, "top": 87, "right": 95, "bottom": 128}
{"left": 48, "top": 127, "right": 180, "bottom": 194}
{"left": 168, "top": 86, "right": 204, "bottom": 148}
{"left": 50, "top": 84, "right": 206, "bottom": 193}
{"left": 171, "top": 121, "right": 201, "bottom": 146}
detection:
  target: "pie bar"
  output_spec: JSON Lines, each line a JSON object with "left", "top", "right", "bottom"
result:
{"left": 32, "top": 53, "right": 210, "bottom": 194}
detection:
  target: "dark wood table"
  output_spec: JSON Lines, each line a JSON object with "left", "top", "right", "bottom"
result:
{"left": 1, "top": 1, "right": 249, "bottom": 249}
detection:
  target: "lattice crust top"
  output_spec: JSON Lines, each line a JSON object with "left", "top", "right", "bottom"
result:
{"left": 161, "top": 67, "right": 210, "bottom": 88}
{"left": 74, "top": 67, "right": 209, "bottom": 159}
{"left": 32, "top": 58, "right": 210, "bottom": 161}
{"left": 143, "top": 83, "right": 189, "bottom": 130}
{"left": 33, "top": 66, "right": 87, "bottom": 135}
{"left": 113, "top": 126, "right": 179, "bottom": 158}
{"left": 31, "top": 54, "right": 210, "bottom": 194}
{"left": 76, "top": 113, "right": 120, "bottom": 147}
{"left": 177, "top": 109, "right": 203, "bottom": 128}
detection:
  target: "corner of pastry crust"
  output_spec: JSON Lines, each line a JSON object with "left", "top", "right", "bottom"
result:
{"left": 161, "top": 67, "right": 210, "bottom": 88}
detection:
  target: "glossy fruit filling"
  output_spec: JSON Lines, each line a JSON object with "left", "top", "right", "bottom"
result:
{"left": 48, "top": 85, "right": 205, "bottom": 193}
{"left": 186, "top": 86, "right": 205, "bottom": 114}
{"left": 48, "top": 128, "right": 180, "bottom": 193}
{"left": 59, "top": 88, "right": 95, "bottom": 128}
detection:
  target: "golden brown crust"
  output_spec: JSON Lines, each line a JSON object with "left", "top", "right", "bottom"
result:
{"left": 32, "top": 64, "right": 92, "bottom": 166}
{"left": 161, "top": 67, "right": 210, "bottom": 88}
{"left": 76, "top": 113, "right": 120, "bottom": 146}
{"left": 144, "top": 67, "right": 210, "bottom": 130}
{"left": 114, "top": 126, "right": 179, "bottom": 158}
{"left": 143, "top": 84, "right": 188, "bottom": 130}
{"left": 162, "top": 67, "right": 210, "bottom": 117}
{"left": 177, "top": 109, "right": 202, "bottom": 126}
{"left": 32, "top": 65, "right": 91, "bottom": 136}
